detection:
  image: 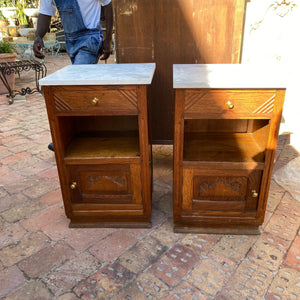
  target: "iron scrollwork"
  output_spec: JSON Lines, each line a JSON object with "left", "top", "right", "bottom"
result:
{"left": 0, "top": 60, "right": 47, "bottom": 104}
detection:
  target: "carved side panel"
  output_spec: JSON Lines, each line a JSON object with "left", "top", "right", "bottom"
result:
{"left": 118, "top": 90, "right": 138, "bottom": 109}
{"left": 252, "top": 94, "right": 275, "bottom": 114}
{"left": 184, "top": 91, "right": 208, "bottom": 112}
{"left": 54, "top": 93, "right": 73, "bottom": 112}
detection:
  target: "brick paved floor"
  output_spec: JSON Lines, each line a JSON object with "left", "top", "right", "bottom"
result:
{"left": 0, "top": 53, "right": 299, "bottom": 299}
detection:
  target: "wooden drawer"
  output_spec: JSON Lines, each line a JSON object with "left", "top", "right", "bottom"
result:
{"left": 52, "top": 86, "right": 138, "bottom": 115}
{"left": 184, "top": 89, "right": 277, "bottom": 118}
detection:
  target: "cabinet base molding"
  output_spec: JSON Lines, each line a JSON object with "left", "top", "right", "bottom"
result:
{"left": 69, "top": 217, "right": 151, "bottom": 228}
{"left": 174, "top": 224, "right": 261, "bottom": 235}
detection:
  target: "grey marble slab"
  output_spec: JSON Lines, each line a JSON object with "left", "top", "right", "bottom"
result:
{"left": 173, "top": 64, "right": 287, "bottom": 89}
{"left": 39, "top": 63, "right": 156, "bottom": 86}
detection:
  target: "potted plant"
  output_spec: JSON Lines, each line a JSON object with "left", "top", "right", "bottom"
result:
{"left": 15, "top": 0, "right": 29, "bottom": 28}
{"left": 1, "top": 1, "right": 31, "bottom": 27}
{"left": 0, "top": 40, "right": 17, "bottom": 94}
{"left": 23, "top": 0, "right": 40, "bottom": 28}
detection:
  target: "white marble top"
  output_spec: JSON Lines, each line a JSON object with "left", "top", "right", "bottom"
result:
{"left": 39, "top": 63, "right": 156, "bottom": 86}
{"left": 173, "top": 64, "right": 287, "bottom": 89}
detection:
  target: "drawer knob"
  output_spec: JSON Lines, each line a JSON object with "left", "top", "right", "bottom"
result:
{"left": 70, "top": 182, "right": 77, "bottom": 189}
{"left": 92, "top": 97, "right": 99, "bottom": 105}
{"left": 226, "top": 101, "right": 234, "bottom": 109}
{"left": 252, "top": 190, "right": 258, "bottom": 198}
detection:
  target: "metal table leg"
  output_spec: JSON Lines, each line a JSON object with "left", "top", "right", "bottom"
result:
{"left": 0, "top": 60, "right": 47, "bottom": 104}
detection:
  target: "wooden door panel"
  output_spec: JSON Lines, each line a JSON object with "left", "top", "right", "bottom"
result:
{"left": 182, "top": 167, "right": 262, "bottom": 213}
{"left": 67, "top": 164, "right": 142, "bottom": 206}
{"left": 114, "top": 0, "right": 245, "bottom": 141}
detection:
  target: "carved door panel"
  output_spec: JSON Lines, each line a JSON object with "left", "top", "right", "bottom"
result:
{"left": 67, "top": 163, "right": 142, "bottom": 206}
{"left": 182, "top": 168, "right": 262, "bottom": 213}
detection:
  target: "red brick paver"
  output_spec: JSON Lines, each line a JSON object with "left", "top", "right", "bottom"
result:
{"left": 0, "top": 266, "right": 26, "bottom": 298}
{"left": 18, "top": 241, "right": 76, "bottom": 278}
{"left": 284, "top": 236, "right": 300, "bottom": 271}
{"left": 151, "top": 243, "right": 200, "bottom": 286}
{"left": 74, "top": 261, "right": 135, "bottom": 299}
{"left": 89, "top": 230, "right": 139, "bottom": 262}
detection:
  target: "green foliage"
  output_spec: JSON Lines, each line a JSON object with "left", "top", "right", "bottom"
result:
{"left": 0, "top": 1, "right": 5, "bottom": 18}
{"left": 0, "top": 40, "right": 15, "bottom": 53}
{"left": 0, "top": 0, "right": 14, "bottom": 7}
{"left": 0, "top": 1, "right": 35, "bottom": 25}
{"left": 26, "top": 0, "right": 40, "bottom": 9}
{"left": 0, "top": 1, "right": 14, "bottom": 20}
{"left": 15, "top": 0, "right": 28, "bottom": 25}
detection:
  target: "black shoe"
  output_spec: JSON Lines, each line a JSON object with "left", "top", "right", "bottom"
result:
{"left": 48, "top": 142, "right": 54, "bottom": 151}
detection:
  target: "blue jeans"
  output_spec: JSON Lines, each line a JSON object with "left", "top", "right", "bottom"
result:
{"left": 66, "top": 30, "right": 103, "bottom": 64}
{"left": 72, "top": 49, "right": 101, "bottom": 64}
{"left": 54, "top": 0, "right": 103, "bottom": 65}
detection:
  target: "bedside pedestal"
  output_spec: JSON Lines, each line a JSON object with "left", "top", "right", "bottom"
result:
{"left": 40, "top": 63, "right": 155, "bottom": 228}
{"left": 173, "top": 64, "right": 286, "bottom": 234}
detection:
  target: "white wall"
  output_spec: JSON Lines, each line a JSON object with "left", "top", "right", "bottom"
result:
{"left": 242, "top": 0, "right": 300, "bottom": 150}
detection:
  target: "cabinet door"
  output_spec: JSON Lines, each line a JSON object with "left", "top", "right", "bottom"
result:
{"left": 67, "top": 163, "right": 143, "bottom": 210}
{"left": 182, "top": 168, "right": 262, "bottom": 214}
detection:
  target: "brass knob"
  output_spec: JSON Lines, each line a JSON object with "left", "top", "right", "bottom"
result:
{"left": 92, "top": 97, "right": 99, "bottom": 105}
{"left": 70, "top": 182, "right": 77, "bottom": 189}
{"left": 252, "top": 190, "right": 258, "bottom": 198}
{"left": 226, "top": 101, "right": 234, "bottom": 109}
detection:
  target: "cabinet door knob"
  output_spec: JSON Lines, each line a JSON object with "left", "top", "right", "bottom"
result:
{"left": 226, "top": 101, "right": 234, "bottom": 109}
{"left": 252, "top": 190, "right": 258, "bottom": 198}
{"left": 70, "top": 182, "right": 77, "bottom": 189}
{"left": 92, "top": 97, "right": 99, "bottom": 105}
